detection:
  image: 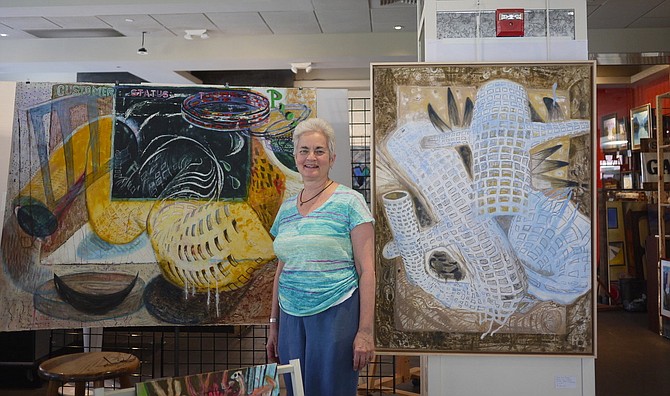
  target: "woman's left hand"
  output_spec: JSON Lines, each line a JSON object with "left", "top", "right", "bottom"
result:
{"left": 352, "top": 330, "right": 375, "bottom": 371}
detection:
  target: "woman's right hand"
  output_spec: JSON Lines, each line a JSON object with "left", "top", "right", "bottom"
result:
{"left": 266, "top": 323, "right": 279, "bottom": 363}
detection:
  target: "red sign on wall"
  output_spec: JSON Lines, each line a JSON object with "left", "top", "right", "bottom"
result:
{"left": 496, "top": 9, "right": 524, "bottom": 37}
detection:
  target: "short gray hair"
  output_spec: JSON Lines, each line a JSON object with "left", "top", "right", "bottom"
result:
{"left": 292, "top": 118, "right": 336, "bottom": 155}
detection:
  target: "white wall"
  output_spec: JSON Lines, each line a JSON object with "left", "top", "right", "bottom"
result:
{"left": 0, "top": 72, "right": 77, "bottom": 83}
{"left": 425, "top": 355, "right": 595, "bottom": 395}
{"left": 424, "top": 0, "right": 588, "bottom": 63}
{"left": 419, "top": 1, "right": 596, "bottom": 395}
{"left": 317, "top": 89, "right": 351, "bottom": 187}
{"left": 0, "top": 82, "right": 16, "bottom": 244}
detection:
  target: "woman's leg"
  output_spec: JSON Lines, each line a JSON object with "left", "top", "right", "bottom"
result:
{"left": 303, "top": 289, "right": 360, "bottom": 396}
{"left": 278, "top": 310, "right": 305, "bottom": 396}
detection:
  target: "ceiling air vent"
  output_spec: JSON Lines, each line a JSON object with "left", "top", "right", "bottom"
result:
{"left": 25, "top": 28, "right": 124, "bottom": 39}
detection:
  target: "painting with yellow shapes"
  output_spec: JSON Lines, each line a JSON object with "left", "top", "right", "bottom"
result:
{"left": 373, "top": 62, "right": 595, "bottom": 355}
{"left": 0, "top": 82, "right": 315, "bottom": 330}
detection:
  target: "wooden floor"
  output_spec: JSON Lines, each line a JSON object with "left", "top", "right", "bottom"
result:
{"left": 596, "top": 308, "right": 670, "bottom": 396}
{"left": 1, "top": 309, "right": 669, "bottom": 395}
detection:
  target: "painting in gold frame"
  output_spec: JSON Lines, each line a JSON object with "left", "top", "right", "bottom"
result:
{"left": 631, "top": 103, "right": 652, "bottom": 151}
{"left": 372, "top": 62, "right": 595, "bottom": 355}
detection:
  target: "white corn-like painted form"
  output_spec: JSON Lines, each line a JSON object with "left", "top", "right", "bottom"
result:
{"left": 381, "top": 79, "right": 591, "bottom": 337}
{"left": 508, "top": 189, "right": 591, "bottom": 305}
{"left": 382, "top": 190, "right": 485, "bottom": 314}
{"left": 381, "top": 119, "right": 527, "bottom": 337}
{"left": 421, "top": 79, "right": 590, "bottom": 217}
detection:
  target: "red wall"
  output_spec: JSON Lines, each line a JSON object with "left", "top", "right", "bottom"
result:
{"left": 597, "top": 87, "right": 632, "bottom": 129}
{"left": 596, "top": 72, "right": 670, "bottom": 188}
{"left": 632, "top": 74, "right": 670, "bottom": 106}
{"left": 597, "top": 73, "right": 670, "bottom": 138}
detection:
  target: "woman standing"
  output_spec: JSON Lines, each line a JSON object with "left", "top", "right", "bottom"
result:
{"left": 266, "top": 118, "right": 375, "bottom": 395}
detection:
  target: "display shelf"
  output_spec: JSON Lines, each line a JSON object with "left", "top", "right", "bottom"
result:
{"left": 656, "top": 91, "right": 670, "bottom": 260}
{"left": 655, "top": 91, "right": 670, "bottom": 337}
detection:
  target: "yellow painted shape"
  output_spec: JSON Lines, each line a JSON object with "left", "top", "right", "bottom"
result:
{"left": 247, "top": 137, "right": 285, "bottom": 232}
{"left": 85, "top": 116, "right": 151, "bottom": 244}
{"left": 148, "top": 200, "right": 275, "bottom": 292}
{"left": 18, "top": 116, "right": 93, "bottom": 206}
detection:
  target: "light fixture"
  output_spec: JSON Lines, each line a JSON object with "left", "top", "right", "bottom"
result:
{"left": 394, "top": 25, "right": 404, "bottom": 30}
{"left": 0, "top": 33, "right": 7, "bottom": 37}
{"left": 381, "top": 0, "right": 417, "bottom": 4}
{"left": 184, "top": 29, "right": 209, "bottom": 40}
{"left": 290, "top": 62, "right": 312, "bottom": 74}
{"left": 137, "top": 31, "right": 148, "bottom": 55}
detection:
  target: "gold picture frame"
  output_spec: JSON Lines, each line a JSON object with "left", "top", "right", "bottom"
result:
{"left": 372, "top": 61, "right": 595, "bottom": 355}
{"left": 631, "top": 103, "right": 652, "bottom": 151}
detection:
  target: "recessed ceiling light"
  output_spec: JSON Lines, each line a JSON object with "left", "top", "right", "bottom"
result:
{"left": 0, "top": 33, "right": 7, "bottom": 37}
{"left": 184, "top": 29, "right": 209, "bottom": 40}
{"left": 125, "top": 18, "right": 134, "bottom": 23}
{"left": 394, "top": 25, "right": 403, "bottom": 30}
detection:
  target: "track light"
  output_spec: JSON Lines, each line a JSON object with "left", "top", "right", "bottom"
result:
{"left": 184, "top": 29, "right": 209, "bottom": 40}
{"left": 290, "top": 62, "right": 312, "bottom": 74}
{"left": 137, "top": 31, "right": 148, "bottom": 55}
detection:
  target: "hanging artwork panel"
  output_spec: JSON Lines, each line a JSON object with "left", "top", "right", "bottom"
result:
{"left": 373, "top": 62, "right": 595, "bottom": 355}
{"left": 0, "top": 82, "right": 319, "bottom": 331}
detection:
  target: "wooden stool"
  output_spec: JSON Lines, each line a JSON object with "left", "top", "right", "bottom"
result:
{"left": 38, "top": 351, "right": 139, "bottom": 396}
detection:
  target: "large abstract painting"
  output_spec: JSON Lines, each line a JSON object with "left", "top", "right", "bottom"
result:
{"left": 373, "top": 62, "right": 595, "bottom": 355}
{"left": 0, "top": 82, "right": 319, "bottom": 331}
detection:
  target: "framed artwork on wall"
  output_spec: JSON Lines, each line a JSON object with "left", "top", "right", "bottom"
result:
{"left": 372, "top": 61, "right": 595, "bottom": 356}
{"left": 662, "top": 259, "right": 670, "bottom": 318}
{"left": 631, "top": 103, "right": 652, "bottom": 151}
{"left": 600, "top": 112, "right": 619, "bottom": 151}
{"left": 607, "top": 206, "right": 619, "bottom": 229}
{"left": 619, "top": 116, "right": 629, "bottom": 141}
{"left": 622, "top": 173, "right": 634, "bottom": 189}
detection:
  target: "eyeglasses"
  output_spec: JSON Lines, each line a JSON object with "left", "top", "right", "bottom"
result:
{"left": 296, "top": 148, "right": 329, "bottom": 157}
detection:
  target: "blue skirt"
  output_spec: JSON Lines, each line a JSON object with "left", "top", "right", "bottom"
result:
{"left": 279, "top": 288, "right": 360, "bottom": 396}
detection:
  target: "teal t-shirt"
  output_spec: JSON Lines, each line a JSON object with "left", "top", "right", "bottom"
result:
{"left": 270, "top": 184, "right": 373, "bottom": 316}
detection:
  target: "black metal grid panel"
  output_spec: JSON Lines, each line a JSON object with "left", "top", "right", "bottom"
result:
{"left": 46, "top": 327, "right": 414, "bottom": 394}
{"left": 42, "top": 97, "right": 419, "bottom": 395}
{"left": 349, "top": 97, "right": 372, "bottom": 204}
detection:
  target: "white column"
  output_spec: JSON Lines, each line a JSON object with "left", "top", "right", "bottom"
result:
{"left": 417, "top": 1, "right": 595, "bottom": 395}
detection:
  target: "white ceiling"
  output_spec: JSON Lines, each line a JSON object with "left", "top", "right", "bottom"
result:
{"left": 0, "top": 0, "right": 669, "bottom": 85}
{"left": 587, "top": 0, "right": 670, "bottom": 29}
